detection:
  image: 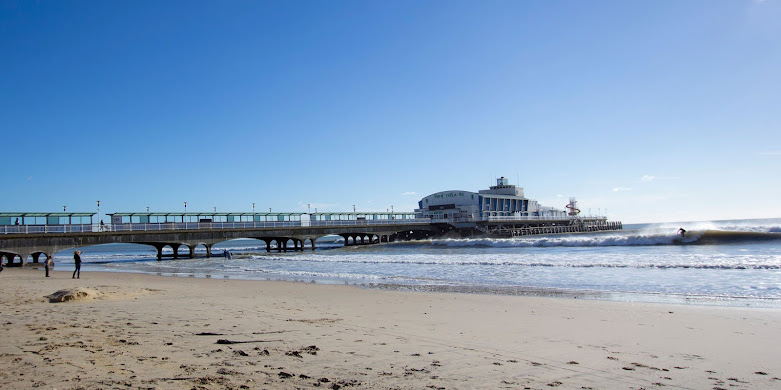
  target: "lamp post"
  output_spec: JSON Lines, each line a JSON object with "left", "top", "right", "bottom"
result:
{"left": 63, "top": 205, "right": 66, "bottom": 212}
{"left": 146, "top": 206, "right": 150, "bottom": 212}
{"left": 96, "top": 200, "right": 100, "bottom": 230}
{"left": 307, "top": 203, "right": 310, "bottom": 214}
{"left": 184, "top": 202, "right": 187, "bottom": 227}
{"left": 252, "top": 203, "right": 256, "bottom": 226}
{"left": 353, "top": 204, "right": 356, "bottom": 212}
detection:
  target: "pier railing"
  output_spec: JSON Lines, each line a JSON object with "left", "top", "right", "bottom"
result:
{"left": 480, "top": 215, "right": 606, "bottom": 222}
{"left": 0, "top": 224, "right": 95, "bottom": 234}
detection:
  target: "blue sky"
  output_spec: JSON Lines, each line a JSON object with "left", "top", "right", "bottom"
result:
{"left": 1, "top": 0, "right": 779, "bottom": 223}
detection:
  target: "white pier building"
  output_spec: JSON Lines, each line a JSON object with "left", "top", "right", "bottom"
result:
{"left": 415, "top": 177, "right": 568, "bottom": 221}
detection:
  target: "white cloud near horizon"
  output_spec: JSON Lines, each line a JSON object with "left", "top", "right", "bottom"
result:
{"left": 641, "top": 175, "right": 656, "bottom": 182}
{"left": 612, "top": 187, "right": 632, "bottom": 192}
{"left": 401, "top": 191, "right": 417, "bottom": 196}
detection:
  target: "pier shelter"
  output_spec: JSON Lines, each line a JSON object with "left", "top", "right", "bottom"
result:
{"left": 108, "top": 211, "right": 417, "bottom": 227}
{"left": 0, "top": 212, "right": 95, "bottom": 234}
{"left": 109, "top": 212, "right": 309, "bottom": 225}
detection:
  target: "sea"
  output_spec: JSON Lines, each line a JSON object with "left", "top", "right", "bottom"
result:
{"left": 48, "top": 218, "right": 781, "bottom": 308}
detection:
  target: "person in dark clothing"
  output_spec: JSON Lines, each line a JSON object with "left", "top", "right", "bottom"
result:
{"left": 45, "top": 255, "right": 52, "bottom": 277}
{"left": 678, "top": 227, "right": 686, "bottom": 237}
{"left": 72, "top": 250, "right": 82, "bottom": 279}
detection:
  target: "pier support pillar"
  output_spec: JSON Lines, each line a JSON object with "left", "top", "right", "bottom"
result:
{"left": 187, "top": 245, "right": 195, "bottom": 259}
{"left": 206, "top": 244, "right": 212, "bottom": 258}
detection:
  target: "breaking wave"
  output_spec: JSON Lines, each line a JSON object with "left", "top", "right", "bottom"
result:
{"left": 428, "top": 230, "right": 781, "bottom": 248}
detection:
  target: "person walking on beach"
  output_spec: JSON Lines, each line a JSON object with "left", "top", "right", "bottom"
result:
{"left": 72, "top": 250, "right": 82, "bottom": 279}
{"left": 45, "top": 255, "right": 53, "bottom": 277}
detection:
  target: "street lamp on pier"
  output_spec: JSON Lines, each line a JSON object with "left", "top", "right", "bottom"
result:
{"left": 252, "top": 203, "right": 256, "bottom": 226}
{"left": 63, "top": 205, "right": 66, "bottom": 212}
{"left": 184, "top": 202, "right": 187, "bottom": 224}
{"left": 307, "top": 203, "right": 311, "bottom": 214}
{"left": 97, "top": 200, "right": 100, "bottom": 230}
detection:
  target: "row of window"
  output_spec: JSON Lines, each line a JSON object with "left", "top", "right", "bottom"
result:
{"left": 116, "top": 214, "right": 415, "bottom": 224}
{"left": 480, "top": 197, "right": 528, "bottom": 212}
{"left": 1, "top": 214, "right": 415, "bottom": 225}
{"left": 0, "top": 216, "right": 93, "bottom": 225}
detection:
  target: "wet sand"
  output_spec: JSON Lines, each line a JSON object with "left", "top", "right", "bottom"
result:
{"left": 1, "top": 268, "right": 780, "bottom": 389}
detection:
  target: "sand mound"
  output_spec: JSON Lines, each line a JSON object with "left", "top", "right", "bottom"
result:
{"left": 45, "top": 288, "right": 101, "bottom": 303}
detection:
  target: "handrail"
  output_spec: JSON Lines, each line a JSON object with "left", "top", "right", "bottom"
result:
{"left": 0, "top": 224, "right": 95, "bottom": 234}
{"left": 478, "top": 215, "right": 606, "bottom": 222}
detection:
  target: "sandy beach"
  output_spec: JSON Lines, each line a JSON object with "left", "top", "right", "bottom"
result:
{"left": 1, "top": 268, "right": 779, "bottom": 389}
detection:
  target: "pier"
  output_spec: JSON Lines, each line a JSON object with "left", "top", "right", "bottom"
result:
{"left": 0, "top": 211, "right": 621, "bottom": 266}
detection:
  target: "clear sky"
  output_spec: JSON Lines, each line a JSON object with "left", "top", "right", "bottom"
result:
{"left": 1, "top": 0, "right": 780, "bottom": 223}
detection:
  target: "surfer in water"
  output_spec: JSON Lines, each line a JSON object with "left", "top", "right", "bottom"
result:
{"left": 678, "top": 227, "right": 686, "bottom": 237}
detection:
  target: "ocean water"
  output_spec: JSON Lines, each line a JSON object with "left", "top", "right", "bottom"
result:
{"left": 52, "top": 218, "right": 781, "bottom": 307}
